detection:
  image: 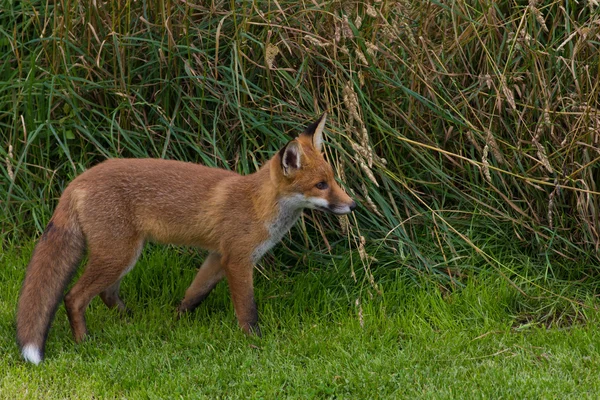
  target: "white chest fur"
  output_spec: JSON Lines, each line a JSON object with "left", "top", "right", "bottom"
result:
{"left": 252, "top": 195, "right": 304, "bottom": 263}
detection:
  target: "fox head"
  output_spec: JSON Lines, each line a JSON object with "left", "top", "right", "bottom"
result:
{"left": 274, "top": 113, "right": 357, "bottom": 215}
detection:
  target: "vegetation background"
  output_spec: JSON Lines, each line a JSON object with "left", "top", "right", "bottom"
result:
{"left": 2, "top": 0, "right": 600, "bottom": 397}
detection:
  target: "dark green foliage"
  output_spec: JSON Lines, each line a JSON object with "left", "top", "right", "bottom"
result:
{"left": 2, "top": 1, "right": 600, "bottom": 283}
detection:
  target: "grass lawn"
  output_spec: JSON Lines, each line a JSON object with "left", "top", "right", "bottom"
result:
{"left": 1, "top": 242, "right": 599, "bottom": 398}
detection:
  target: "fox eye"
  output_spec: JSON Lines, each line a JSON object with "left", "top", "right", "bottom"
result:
{"left": 315, "top": 181, "right": 328, "bottom": 190}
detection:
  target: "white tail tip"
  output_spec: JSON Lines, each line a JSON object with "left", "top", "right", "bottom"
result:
{"left": 22, "top": 344, "right": 42, "bottom": 365}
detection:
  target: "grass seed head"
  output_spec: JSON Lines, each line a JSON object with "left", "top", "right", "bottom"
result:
{"left": 265, "top": 43, "right": 280, "bottom": 69}
{"left": 5, "top": 144, "right": 14, "bottom": 182}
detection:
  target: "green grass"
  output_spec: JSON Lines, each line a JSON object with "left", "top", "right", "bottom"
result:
{"left": 2, "top": 242, "right": 600, "bottom": 398}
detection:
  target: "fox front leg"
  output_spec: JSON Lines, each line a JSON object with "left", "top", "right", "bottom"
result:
{"left": 222, "top": 256, "right": 260, "bottom": 336}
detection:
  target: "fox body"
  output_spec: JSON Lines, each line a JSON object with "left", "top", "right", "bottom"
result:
{"left": 16, "top": 113, "right": 356, "bottom": 364}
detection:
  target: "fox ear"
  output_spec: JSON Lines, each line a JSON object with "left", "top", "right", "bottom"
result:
{"left": 301, "top": 112, "right": 327, "bottom": 152}
{"left": 279, "top": 140, "right": 302, "bottom": 177}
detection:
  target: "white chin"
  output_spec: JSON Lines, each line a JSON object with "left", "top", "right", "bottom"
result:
{"left": 331, "top": 206, "right": 351, "bottom": 215}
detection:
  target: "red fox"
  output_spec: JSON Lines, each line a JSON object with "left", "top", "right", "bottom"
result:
{"left": 16, "top": 113, "right": 356, "bottom": 364}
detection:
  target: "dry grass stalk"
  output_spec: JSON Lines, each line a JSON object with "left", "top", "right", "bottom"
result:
{"left": 355, "top": 47, "right": 368, "bottom": 65}
{"left": 482, "top": 144, "right": 492, "bottom": 183}
{"left": 342, "top": 15, "right": 353, "bottom": 39}
{"left": 361, "top": 183, "right": 383, "bottom": 215}
{"left": 529, "top": 0, "right": 549, "bottom": 32}
{"left": 304, "top": 35, "right": 330, "bottom": 47}
{"left": 355, "top": 298, "right": 364, "bottom": 328}
{"left": 358, "top": 157, "right": 380, "bottom": 187}
{"left": 365, "top": 41, "right": 378, "bottom": 57}
{"left": 5, "top": 144, "right": 14, "bottom": 182}
{"left": 486, "top": 130, "right": 505, "bottom": 165}
{"left": 533, "top": 126, "right": 554, "bottom": 174}
{"left": 465, "top": 130, "right": 483, "bottom": 153}
{"left": 547, "top": 178, "right": 560, "bottom": 229}
{"left": 343, "top": 82, "right": 362, "bottom": 125}
{"left": 367, "top": 4, "right": 377, "bottom": 17}
{"left": 576, "top": 180, "right": 600, "bottom": 249}
{"left": 500, "top": 75, "right": 516, "bottom": 110}
{"left": 265, "top": 43, "right": 280, "bottom": 69}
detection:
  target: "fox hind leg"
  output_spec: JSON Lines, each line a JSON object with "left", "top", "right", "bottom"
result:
{"left": 100, "top": 280, "right": 129, "bottom": 314}
{"left": 178, "top": 252, "right": 225, "bottom": 313}
{"left": 64, "top": 238, "right": 143, "bottom": 343}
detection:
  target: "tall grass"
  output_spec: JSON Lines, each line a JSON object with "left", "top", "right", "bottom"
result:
{"left": 2, "top": 0, "right": 600, "bottom": 285}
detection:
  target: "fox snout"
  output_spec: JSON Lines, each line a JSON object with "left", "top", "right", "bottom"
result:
{"left": 329, "top": 184, "right": 357, "bottom": 215}
{"left": 306, "top": 192, "right": 357, "bottom": 215}
{"left": 330, "top": 199, "right": 357, "bottom": 215}
{"left": 348, "top": 200, "right": 358, "bottom": 211}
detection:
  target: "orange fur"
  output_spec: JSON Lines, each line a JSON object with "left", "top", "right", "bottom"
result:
{"left": 16, "top": 113, "right": 356, "bottom": 364}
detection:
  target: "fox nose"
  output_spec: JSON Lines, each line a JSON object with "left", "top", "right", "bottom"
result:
{"left": 349, "top": 201, "right": 357, "bottom": 211}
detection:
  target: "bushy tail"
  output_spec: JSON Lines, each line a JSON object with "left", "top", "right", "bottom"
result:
{"left": 16, "top": 192, "right": 85, "bottom": 364}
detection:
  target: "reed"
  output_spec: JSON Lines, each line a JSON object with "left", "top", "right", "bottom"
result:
{"left": 2, "top": 0, "right": 600, "bottom": 285}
